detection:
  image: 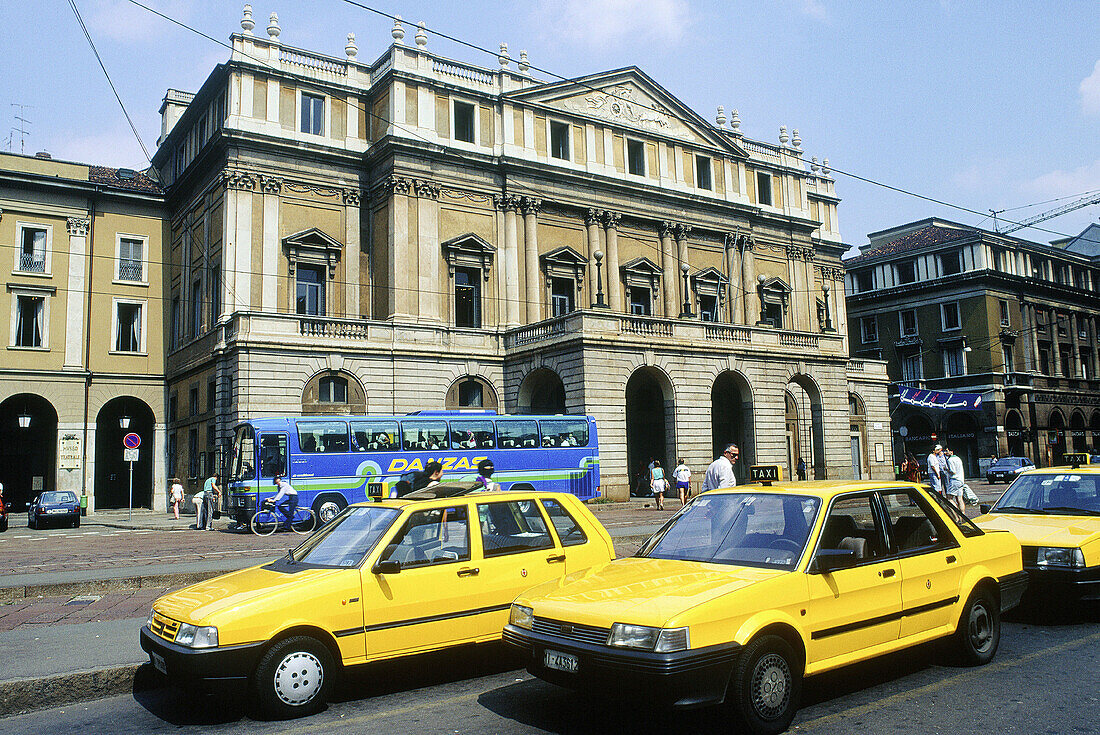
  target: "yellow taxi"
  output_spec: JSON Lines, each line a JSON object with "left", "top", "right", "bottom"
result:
{"left": 974, "top": 453, "right": 1100, "bottom": 603}
{"left": 140, "top": 490, "right": 614, "bottom": 718}
{"left": 504, "top": 471, "right": 1025, "bottom": 735}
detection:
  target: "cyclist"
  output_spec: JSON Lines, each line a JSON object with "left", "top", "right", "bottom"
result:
{"left": 270, "top": 475, "right": 298, "bottom": 530}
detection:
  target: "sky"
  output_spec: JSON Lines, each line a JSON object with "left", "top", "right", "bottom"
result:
{"left": 3, "top": 1, "right": 1099, "bottom": 251}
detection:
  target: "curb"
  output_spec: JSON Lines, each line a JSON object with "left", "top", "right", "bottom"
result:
{"left": 0, "top": 568, "right": 242, "bottom": 605}
{"left": 0, "top": 663, "right": 150, "bottom": 718}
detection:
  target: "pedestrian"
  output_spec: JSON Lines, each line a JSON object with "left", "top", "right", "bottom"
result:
{"left": 926, "top": 444, "right": 947, "bottom": 496}
{"left": 702, "top": 443, "right": 739, "bottom": 493}
{"left": 633, "top": 463, "right": 650, "bottom": 497}
{"left": 650, "top": 459, "right": 668, "bottom": 510}
{"left": 902, "top": 452, "right": 921, "bottom": 482}
{"left": 672, "top": 458, "right": 691, "bottom": 505}
{"left": 271, "top": 474, "right": 298, "bottom": 529}
{"left": 412, "top": 461, "right": 444, "bottom": 493}
{"left": 201, "top": 473, "right": 220, "bottom": 531}
{"left": 169, "top": 478, "right": 185, "bottom": 520}
{"left": 796, "top": 457, "right": 807, "bottom": 481}
{"left": 944, "top": 447, "right": 966, "bottom": 513}
{"left": 475, "top": 459, "right": 499, "bottom": 491}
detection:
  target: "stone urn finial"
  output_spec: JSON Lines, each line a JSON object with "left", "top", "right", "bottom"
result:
{"left": 811, "top": 156, "right": 820, "bottom": 174}
{"left": 779, "top": 126, "right": 789, "bottom": 146}
{"left": 518, "top": 49, "right": 530, "bottom": 74}
{"left": 241, "top": 4, "right": 255, "bottom": 34}
{"left": 498, "top": 42, "right": 510, "bottom": 69}
{"left": 415, "top": 22, "right": 428, "bottom": 48}
{"left": 267, "top": 12, "right": 280, "bottom": 39}
{"left": 730, "top": 109, "right": 741, "bottom": 135}
{"left": 822, "top": 158, "right": 831, "bottom": 176}
{"left": 716, "top": 105, "right": 727, "bottom": 128}
{"left": 345, "top": 32, "right": 358, "bottom": 59}
{"left": 392, "top": 16, "right": 405, "bottom": 43}
{"left": 792, "top": 129, "right": 802, "bottom": 149}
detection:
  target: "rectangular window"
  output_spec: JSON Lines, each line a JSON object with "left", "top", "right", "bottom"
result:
{"left": 301, "top": 92, "right": 324, "bottom": 135}
{"left": 695, "top": 155, "right": 712, "bottom": 190}
{"left": 170, "top": 297, "right": 180, "bottom": 348}
{"left": 191, "top": 279, "right": 202, "bottom": 336}
{"left": 14, "top": 295, "right": 44, "bottom": 347}
{"left": 209, "top": 264, "right": 221, "bottom": 321}
{"left": 350, "top": 420, "right": 399, "bottom": 452}
{"left": 940, "top": 250, "right": 962, "bottom": 275}
{"left": 454, "top": 267, "right": 481, "bottom": 327}
{"left": 18, "top": 226, "right": 48, "bottom": 273}
{"left": 896, "top": 260, "right": 916, "bottom": 284}
{"left": 318, "top": 375, "right": 348, "bottom": 403}
{"left": 861, "top": 316, "right": 878, "bottom": 343}
{"left": 900, "top": 309, "right": 917, "bottom": 336}
{"left": 118, "top": 237, "right": 144, "bottom": 281}
{"left": 539, "top": 418, "right": 589, "bottom": 448}
{"left": 259, "top": 433, "right": 288, "bottom": 477}
{"left": 167, "top": 432, "right": 177, "bottom": 476}
{"left": 629, "top": 287, "right": 651, "bottom": 316}
{"left": 763, "top": 302, "right": 783, "bottom": 329}
{"left": 458, "top": 378, "right": 484, "bottom": 407}
{"left": 189, "top": 386, "right": 199, "bottom": 417}
{"left": 1056, "top": 313, "right": 1068, "bottom": 337}
{"left": 999, "top": 299, "right": 1010, "bottom": 327}
{"left": 550, "top": 121, "right": 570, "bottom": 160}
{"left": 756, "top": 172, "right": 773, "bottom": 206}
{"left": 296, "top": 265, "right": 326, "bottom": 316}
{"left": 454, "top": 101, "right": 475, "bottom": 143}
{"left": 550, "top": 277, "right": 574, "bottom": 317}
{"left": 478, "top": 500, "right": 554, "bottom": 557}
{"left": 627, "top": 139, "right": 645, "bottom": 175}
{"left": 941, "top": 302, "right": 960, "bottom": 331}
{"left": 497, "top": 419, "right": 539, "bottom": 449}
{"left": 944, "top": 346, "right": 965, "bottom": 376}
{"left": 168, "top": 393, "right": 177, "bottom": 422}
{"left": 699, "top": 294, "right": 718, "bottom": 322}
{"left": 297, "top": 421, "right": 350, "bottom": 453}
{"left": 207, "top": 378, "right": 217, "bottom": 412}
{"left": 115, "top": 302, "right": 143, "bottom": 352}
{"left": 400, "top": 420, "right": 448, "bottom": 451}
{"left": 902, "top": 353, "right": 923, "bottom": 383}
{"left": 1060, "top": 347, "right": 1073, "bottom": 377}
{"left": 855, "top": 269, "right": 873, "bottom": 292}
{"left": 449, "top": 419, "right": 495, "bottom": 449}
{"left": 1081, "top": 350, "right": 1092, "bottom": 380}
{"left": 1039, "top": 349, "right": 1050, "bottom": 375}
{"left": 1002, "top": 345, "right": 1014, "bottom": 373}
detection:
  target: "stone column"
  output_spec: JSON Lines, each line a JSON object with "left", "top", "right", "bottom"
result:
{"left": 585, "top": 209, "right": 602, "bottom": 308}
{"left": 1070, "top": 312, "right": 1082, "bottom": 378}
{"left": 64, "top": 217, "right": 89, "bottom": 368}
{"left": 522, "top": 197, "right": 541, "bottom": 323}
{"left": 602, "top": 212, "right": 622, "bottom": 312}
{"left": 385, "top": 176, "right": 414, "bottom": 320}
{"left": 259, "top": 175, "right": 282, "bottom": 312}
{"left": 725, "top": 233, "right": 742, "bottom": 324}
{"left": 674, "top": 224, "right": 692, "bottom": 316}
{"left": 502, "top": 195, "right": 521, "bottom": 327}
{"left": 741, "top": 237, "right": 757, "bottom": 324}
{"left": 415, "top": 180, "right": 441, "bottom": 323}
{"left": 343, "top": 188, "right": 361, "bottom": 318}
{"left": 659, "top": 222, "right": 678, "bottom": 317}
{"left": 1051, "top": 308, "right": 1063, "bottom": 376}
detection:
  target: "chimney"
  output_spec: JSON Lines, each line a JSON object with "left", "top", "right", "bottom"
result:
{"left": 158, "top": 89, "right": 195, "bottom": 147}
{"left": 34, "top": 151, "right": 51, "bottom": 159}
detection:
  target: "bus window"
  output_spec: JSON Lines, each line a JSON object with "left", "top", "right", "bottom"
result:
{"left": 539, "top": 419, "right": 589, "bottom": 448}
{"left": 498, "top": 420, "right": 539, "bottom": 449}
{"left": 231, "top": 425, "right": 255, "bottom": 481}
{"left": 351, "top": 420, "right": 399, "bottom": 452}
{"left": 259, "top": 434, "right": 287, "bottom": 477}
{"left": 450, "top": 420, "right": 495, "bottom": 449}
{"left": 297, "top": 421, "right": 349, "bottom": 453}
{"left": 401, "top": 421, "right": 448, "bottom": 451}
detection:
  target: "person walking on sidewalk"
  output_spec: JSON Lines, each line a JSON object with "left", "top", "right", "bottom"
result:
{"left": 201, "top": 474, "right": 220, "bottom": 531}
{"left": 944, "top": 447, "right": 966, "bottom": 513}
{"left": 649, "top": 460, "right": 668, "bottom": 511}
{"left": 702, "top": 444, "right": 739, "bottom": 493}
{"left": 169, "top": 478, "right": 185, "bottom": 520}
{"left": 672, "top": 458, "right": 691, "bottom": 505}
{"left": 926, "top": 445, "right": 947, "bottom": 497}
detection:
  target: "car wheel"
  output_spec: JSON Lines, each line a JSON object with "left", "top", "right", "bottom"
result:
{"left": 311, "top": 494, "right": 347, "bottom": 526}
{"left": 726, "top": 635, "right": 801, "bottom": 735}
{"left": 0, "top": 517, "right": 7, "bottom": 532}
{"left": 28, "top": 516, "right": 36, "bottom": 529}
{"left": 73, "top": 516, "right": 80, "bottom": 529}
{"left": 954, "top": 587, "right": 999, "bottom": 666}
{"left": 251, "top": 635, "right": 334, "bottom": 719}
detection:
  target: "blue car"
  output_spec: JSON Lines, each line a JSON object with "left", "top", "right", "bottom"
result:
{"left": 986, "top": 456, "right": 1034, "bottom": 484}
{"left": 28, "top": 491, "right": 80, "bottom": 529}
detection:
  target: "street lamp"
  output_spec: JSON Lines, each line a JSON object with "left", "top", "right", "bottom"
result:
{"left": 119, "top": 415, "right": 131, "bottom": 430}
{"left": 680, "top": 262, "right": 692, "bottom": 318}
{"left": 17, "top": 412, "right": 30, "bottom": 429}
{"left": 593, "top": 250, "right": 608, "bottom": 308}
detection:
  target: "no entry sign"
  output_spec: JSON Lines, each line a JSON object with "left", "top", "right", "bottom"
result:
{"left": 123, "top": 432, "right": 141, "bottom": 449}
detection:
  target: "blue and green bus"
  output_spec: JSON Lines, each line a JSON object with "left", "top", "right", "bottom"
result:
{"left": 225, "top": 410, "right": 600, "bottom": 526}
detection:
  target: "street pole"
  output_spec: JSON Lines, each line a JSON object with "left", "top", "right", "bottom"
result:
{"left": 128, "top": 460, "right": 133, "bottom": 522}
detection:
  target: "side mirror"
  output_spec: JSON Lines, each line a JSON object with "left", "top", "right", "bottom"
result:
{"left": 372, "top": 559, "right": 401, "bottom": 575}
{"left": 979, "top": 503, "right": 991, "bottom": 515}
{"left": 812, "top": 548, "right": 856, "bottom": 574}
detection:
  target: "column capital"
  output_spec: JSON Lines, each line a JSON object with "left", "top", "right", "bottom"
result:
{"left": 601, "top": 211, "right": 620, "bottom": 229}
{"left": 413, "top": 179, "right": 441, "bottom": 199}
{"left": 495, "top": 193, "right": 521, "bottom": 212}
{"left": 258, "top": 174, "right": 283, "bottom": 194}
{"left": 342, "top": 188, "right": 361, "bottom": 207}
{"left": 67, "top": 217, "right": 90, "bottom": 236}
{"left": 221, "top": 168, "right": 257, "bottom": 191}
{"left": 659, "top": 220, "right": 675, "bottom": 238}
{"left": 382, "top": 175, "right": 413, "bottom": 197}
{"left": 672, "top": 223, "right": 692, "bottom": 241}
{"left": 786, "top": 243, "right": 816, "bottom": 261}
{"left": 521, "top": 196, "right": 542, "bottom": 216}
{"left": 585, "top": 207, "right": 602, "bottom": 227}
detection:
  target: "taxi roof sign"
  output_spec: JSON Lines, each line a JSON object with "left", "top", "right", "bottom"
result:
{"left": 748, "top": 465, "right": 783, "bottom": 485}
{"left": 1062, "top": 453, "right": 1090, "bottom": 468}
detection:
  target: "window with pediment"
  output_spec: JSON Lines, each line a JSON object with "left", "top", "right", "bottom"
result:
{"left": 621, "top": 257, "right": 662, "bottom": 317}
{"left": 541, "top": 246, "right": 586, "bottom": 318}
{"left": 443, "top": 234, "right": 494, "bottom": 328}
{"left": 690, "top": 267, "right": 727, "bottom": 322}
{"left": 757, "top": 277, "right": 791, "bottom": 329}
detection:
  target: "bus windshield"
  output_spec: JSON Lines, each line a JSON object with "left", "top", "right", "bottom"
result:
{"left": 231, "top": 425, "right": 255, "bottom": 481}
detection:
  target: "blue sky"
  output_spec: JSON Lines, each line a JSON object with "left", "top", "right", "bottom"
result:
{"left": 4, "top": 1, "right": 1098, "bottom": 249}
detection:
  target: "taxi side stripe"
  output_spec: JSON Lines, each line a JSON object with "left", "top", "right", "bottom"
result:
{"left": 333, "top": 602, "right": 513, "bottom": 638}
{"left": 811, "top": 595, "right": 960, "bottom": 640}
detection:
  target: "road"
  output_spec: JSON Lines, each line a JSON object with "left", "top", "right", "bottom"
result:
{"left": 3, "top": 606, "right": 1096, "bottom": 735}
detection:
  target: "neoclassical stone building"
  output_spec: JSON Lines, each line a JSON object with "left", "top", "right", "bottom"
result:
{"left": 152, "top": 7, "right": 891, "bottom": 494}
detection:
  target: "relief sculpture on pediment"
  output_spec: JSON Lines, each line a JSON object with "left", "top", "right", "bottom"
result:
{"left": 562, "top": 84, "right": 690, "bottom": 137}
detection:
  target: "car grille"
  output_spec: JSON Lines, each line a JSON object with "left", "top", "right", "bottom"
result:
{"left": 150, "top": 611, "right": 181, "bottom": 642}
{"left": 533, "top": 617, "right": 610, "bottom": 646}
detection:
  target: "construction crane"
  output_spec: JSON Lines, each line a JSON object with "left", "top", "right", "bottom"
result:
{"left": 998, "top": 190, "right": 1100, "bottom": 234}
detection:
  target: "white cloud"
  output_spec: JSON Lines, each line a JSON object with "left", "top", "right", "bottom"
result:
{"left": 1020, "top": 158, "right": 1100, "bottom": 200}
{"left": 799, "top": 0, "right": 828, "bottom": 21}
{"left": 546, "top": 0, "right": 692, "bottom": 48}
{"left": 1080, "top": 59, "right": 1100, "bottom": 116}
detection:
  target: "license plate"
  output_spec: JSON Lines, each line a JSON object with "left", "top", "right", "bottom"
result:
{"left": 151, "top": 651, "right": 166, "bottom": 675}
{"left": 48, "top": 508, "right": 67, "bottom": 514}
{"left": 543, "top": 649, "right": 578, "bottom": 673}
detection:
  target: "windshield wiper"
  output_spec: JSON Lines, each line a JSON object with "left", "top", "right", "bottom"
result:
{"left": 286, "top": 549, "right": 296, "bottom": 563}
{"left": 1042, "top": 506, "right": 1100, "bottom": 516}
{"left": 993, "top": 505, "right": 1045, "bottom": 514}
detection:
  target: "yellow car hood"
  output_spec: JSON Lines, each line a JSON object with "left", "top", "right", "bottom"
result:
{"left": 974, "top": 513, "right": 1100, "bottom": 547}
{"left": 526, "top": 557, "right": 784, "bottom": 628}
{"left": 153, "top": 564, "right": 349, "bottom": 624}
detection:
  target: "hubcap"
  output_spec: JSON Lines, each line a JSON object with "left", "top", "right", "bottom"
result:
{"left": 272, "top": 650, "right": 324, "bottom": 706}
{"left": 969, "top": 602, "right": 993, "bottom": 652}
{"left": 318, "top": 501, "right": 341, "bottom": 525}
{"left": 751, "top": 652, "right": 791, "bottom": 720}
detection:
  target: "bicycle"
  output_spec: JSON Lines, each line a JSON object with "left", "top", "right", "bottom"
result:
{"left": 250, "top": 500, "right": 316, "bottom": 536}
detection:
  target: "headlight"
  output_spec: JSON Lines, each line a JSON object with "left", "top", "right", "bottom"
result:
{"left": 509, "top": 604, "right": 534, "bottom": 630}
{"left": 607, "top": 624, "right": 690, "bottom": 652}
{"left": 147, "top": 609, "right": 155, "bottom": 629}
{"left": 175, "top": 623, "right": 219, "bottom": 648}
{"left": 1035, "top": 547, "right": 1085, "bottom": 568}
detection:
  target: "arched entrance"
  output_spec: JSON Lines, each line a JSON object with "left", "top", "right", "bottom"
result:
{"left": 1047, "top": 411, "right": 1066, "bottom": 466}
{"left": 712, "top": 371, "right": 753, "bottom": 476}
{"left": 1005, "top": 410, "right": 1025, "bottom": 457}
{"left": 1070, "top": 411, "right": 1087, "bottom": 453}
{"left": 944, "top": 412, "right": 979, "bottom": 477}
{"left": 626, "top": 367, "right": 673, "bottom": 488}
{"left": 0, "top": 394, "right": 58, "bottom": 510}
{"left": 517, "top": 368, "right": 566, "bottom": 414}
{"left": 95, "top": 397, "right": 155, "bottom": 510}
{"left": 784, "top": 393, "right": 800, "bottom": 480}
{"left": 787, "top": 376, "right": 825, "bottom": 479}
{"left": 900, "top": 413, "right": 935, "bottom": 468}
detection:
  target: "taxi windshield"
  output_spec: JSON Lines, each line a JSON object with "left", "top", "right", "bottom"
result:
{"left": 291, "top": 506, "right": 402, "bottom": 567}
{"left": 638, "top": 493, "right": 820, "bottom": 569}
{"left": 993, "top": 473, "right": 1100, "bottom": 515}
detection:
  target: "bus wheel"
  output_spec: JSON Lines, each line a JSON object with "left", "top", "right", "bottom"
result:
{"left": 312, "top": 494, "right": 347, "bottom": 526}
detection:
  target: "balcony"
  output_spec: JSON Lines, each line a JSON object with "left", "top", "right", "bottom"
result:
{"left": 118, "top": 260, "right": 143, "bottom": 282}
{"left": 18, "top": 253, "right": 46, "bottom": 273}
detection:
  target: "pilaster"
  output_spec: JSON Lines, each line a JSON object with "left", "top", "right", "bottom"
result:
{"left": 63, "top": 217, "right": 89, "bottom": 368}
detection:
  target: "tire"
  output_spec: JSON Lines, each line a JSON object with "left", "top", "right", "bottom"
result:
{"left": 291, "top": 509, "right": 316, "bottom": 535}
{"left": 954, "top": 587, "right": 1000, "bottom": 665}
{"left": 726, "top": 635, "right": 801, "bottom": 735}
{"left": 73, "top": 516, "right": 80, "bottom": 528}
{"left": 28, "top": 516, "right": 36, "bottom": 530}
{"left": 312, "top": 494, "right": 346, "bottom": 526}
{"left": 251, "top": 635, "right": 334, "bottom": 719}
{"left": 0, "top": 517, "right": 7, "bottom": 532}
{"left": 250, "top": 510, "right": 278, "bottom": 536}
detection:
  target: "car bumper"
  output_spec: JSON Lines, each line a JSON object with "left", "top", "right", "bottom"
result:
{"left": 1022, "top": 565, "right": 1100, "bottom": 601}
{"left": 997, "top": 570, "right": 1029, "bottom": 611}
{"left": 139, "top": 626, "right": 265, "bottom": 687}
{"left": 34, "top": 510, "right": 79, "bottom": 522}
{"left": 502, "top": 625, "right": 741, "bottom": 708}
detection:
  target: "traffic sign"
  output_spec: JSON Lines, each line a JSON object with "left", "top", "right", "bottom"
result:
{"left": 124, "top": 447, "right": 139, "bottom": 462}
{"left": 123, "top": 433, "right": 141, "bottom": 449}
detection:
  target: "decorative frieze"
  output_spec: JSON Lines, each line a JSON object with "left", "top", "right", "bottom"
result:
{"left": 258, "top": 175, "right": 283, "bottom": 194}
{"left": 221, "top": 169, "right": 257, "bottom": 191}
{"left": 66, "top": 217, "right": 89, "bottom": 237}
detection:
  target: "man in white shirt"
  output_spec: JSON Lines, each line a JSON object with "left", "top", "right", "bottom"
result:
{"left": 926, "top": 445, "right": 947, "bottom": 496}
{"left": 702, "top": 444, "right": 739, "bottom": 493}
{"left": 271, "top": 475, "right": 298, "bottom": 529}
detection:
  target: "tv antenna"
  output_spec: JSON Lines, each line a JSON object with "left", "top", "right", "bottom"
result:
{"left": 11, "top": 104, "right": 33, "bottom": 154}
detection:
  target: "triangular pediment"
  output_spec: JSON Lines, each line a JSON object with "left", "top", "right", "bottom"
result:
{"left": 760, "top": 276, "right": 791, "bottom": 294}
{"left": 621, "top": 256, "right": 662, "bottom": 276}
{"left": 507, "top": 67, "right": 746, "bottom": 156}
{"left": 441, "top": 232, "right": 494, "bottom": 255}
{"left": 283, "top": 227, "right": 343, "bottom": 251}
{"left": 541, "top": 246, "right": 587, "bottom": 267}
{"left": 691, "top": 267, "right": 728, "bottom": 285}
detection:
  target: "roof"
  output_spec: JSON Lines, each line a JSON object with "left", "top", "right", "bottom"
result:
{"left": 846, "top": 225, "right": 971, "bottom": 265}
{"left": 707, "top": 479, "right": 922, "bottom": 500}
{"left": 89, "top": 165, "right": 163, "bottom": 195}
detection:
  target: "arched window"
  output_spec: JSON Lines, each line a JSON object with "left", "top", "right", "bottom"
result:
{"left": 303, "top": 371, "right": 365, "bottom": 415}
{"left": 319, "top": 376, "right": 348, "bottom": 403}
{"left": 445, "top": 376, "right": 498, "bottom": 410}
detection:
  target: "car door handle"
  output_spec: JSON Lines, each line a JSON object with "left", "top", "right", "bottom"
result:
{"left": 457, "top": 567, "right": 479, "bottom": 577}
{"left": 946, "top": 555, "right": 957, "bottom": 564}
{"left": 546, "top": 554, "right": 566, "bottom": 564}
{"left": 879, "top": 568, "right": 896, "bottom": 578}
